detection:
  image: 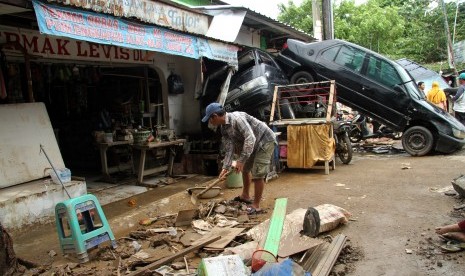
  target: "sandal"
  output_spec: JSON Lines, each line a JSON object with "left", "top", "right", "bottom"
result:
{"left": 246, "top": 206, "right": 264, "bottom": 215}
{"left": 233, "top": 196, "right": 252, "bottom": 204}
{"left": 440, "top": 241, "right": 465, "bottom": 252}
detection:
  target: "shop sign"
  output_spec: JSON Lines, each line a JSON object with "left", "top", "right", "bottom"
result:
{"left": 32, "top": 0, "right": 239, "bottom": 65}
{"left": 0, "top": 25, "right": 154, "bottom": 64}
{"left": 198, "top": 38, "right": 239, "bottom": 68}
{"left": 47, "top": 0, "right": 209, "bottom": 35}
{"left": 34, "top": 0, "right": 199, "bottom": 59}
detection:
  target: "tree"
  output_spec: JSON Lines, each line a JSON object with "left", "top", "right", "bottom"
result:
{"left": 277, "top": 0, "right": 465, "bottom": 66}
{"left": 277, "top": 0, "right": 313, "bottom": 33}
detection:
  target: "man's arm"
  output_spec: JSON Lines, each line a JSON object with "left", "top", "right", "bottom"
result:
{"left": 222, "top": 137, "right": 234, "bottom": 170}
{"left": 235, "top": 116, "right": 256, "bottom": 164}
{"left": 452, "top": 86, "right": 465, "bottom": 102}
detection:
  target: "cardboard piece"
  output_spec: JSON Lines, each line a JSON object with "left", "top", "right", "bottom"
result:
{"left": 196, "top": 227, "right": 245, "bottom": 249}
{"left": 175, "top": 209, "right": 197, "bottom": 227}
{"left": 247, "top": 208, "right": 323, "bottom": 257}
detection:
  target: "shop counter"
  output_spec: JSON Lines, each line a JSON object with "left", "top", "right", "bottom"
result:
{"left": 96, "top": 140, "right": 133, "bottom": 183}
{"left": 131, "top": 139, "right": 186, "bottom": 185}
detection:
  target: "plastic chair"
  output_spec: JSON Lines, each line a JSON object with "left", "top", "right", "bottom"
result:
{"left": 55, "top": 194, "right": 117, "bottom": 263}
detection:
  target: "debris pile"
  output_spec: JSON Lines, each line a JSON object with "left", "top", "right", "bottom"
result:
{"left": 19, "top": 197, "right": 360, "bottom": 276}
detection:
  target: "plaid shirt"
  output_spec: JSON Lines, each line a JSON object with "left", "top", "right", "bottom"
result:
{"left": 221, "top": 112, "right": 276, "bottom": 170}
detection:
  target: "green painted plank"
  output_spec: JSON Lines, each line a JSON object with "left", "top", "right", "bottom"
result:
{"left": 263, "top": 198, "right": 288, "bottom": 256}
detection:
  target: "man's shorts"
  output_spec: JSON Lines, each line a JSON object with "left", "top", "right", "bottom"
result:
{"left": 243, "top": 141, "right": 275, "bottom": 179}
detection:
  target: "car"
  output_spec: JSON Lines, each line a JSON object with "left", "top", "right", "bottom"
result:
{"left": 275, "top": 38, "right": 465, "bottom": 156}
{"left": 198, "top": 47, "right": 293, "bottom": 122}
{"left": 396, "top": 58, "right": 457, "bottom": 96}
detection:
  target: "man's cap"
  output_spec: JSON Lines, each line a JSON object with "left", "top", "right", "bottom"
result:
{"left": 202, "top": 102, "right": 223, "bottom": 122}
{"left": 459, "top": 72, "right": 465, "bottom": 80}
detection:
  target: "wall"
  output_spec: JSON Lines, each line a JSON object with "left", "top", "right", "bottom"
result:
{"left": 235, "top": 25, "right": 261, "bottom": 49}
{"left": 150, "top": 52, "right": 202, "bottom": 136}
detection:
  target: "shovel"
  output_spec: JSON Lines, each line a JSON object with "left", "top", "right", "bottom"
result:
{"left": 191, "top": 170, "right": 232, "bottom": 205}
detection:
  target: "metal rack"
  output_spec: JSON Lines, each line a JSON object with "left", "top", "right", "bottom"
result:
{"left": 269, "top": 81, "right": 336, "bottom": 174}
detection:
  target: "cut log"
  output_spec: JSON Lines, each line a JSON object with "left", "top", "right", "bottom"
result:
{"left": 0, "top": 222, "right": 24, "bottom": 276}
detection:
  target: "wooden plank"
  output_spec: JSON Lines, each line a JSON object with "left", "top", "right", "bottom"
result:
{"left": 202, "top": 227, "right": 245, "bottom": 249}
{"left": 312, "top": 234, "right": 347, "bottom": 276}
{"left": 325, "top": 80, "right": 335, "bottom": 122}
{"left": 269, "top": 85, "right": 279, "bottom": 123}
{"left": 302, "top": 242, "right": 328, "bottom": 272}
{"left": 125, "top": 235, "right": 221, "bottom": 276}
{"left": 263, "top": 198, "right": 288, "bottom": 256}
{"left": 270, "top": 119, "right": 328, "bottom": 126}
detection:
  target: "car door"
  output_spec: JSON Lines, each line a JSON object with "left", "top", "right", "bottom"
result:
{"left": 360, "top": 54, "right": 411, "bottom": 127}
{"left": 316, "top": 44, "right": 371, "bottom": 114}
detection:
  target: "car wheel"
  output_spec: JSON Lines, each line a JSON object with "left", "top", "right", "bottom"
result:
{"left": 290, "top": 71, "right": 314, "bottom": 84}
{"left": 401, "top": 126, "right": 434, "bottom": 156}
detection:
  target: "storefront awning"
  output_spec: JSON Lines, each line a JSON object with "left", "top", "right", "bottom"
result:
{"left": 32, "top": 0, "right": 238, "bottom": 66}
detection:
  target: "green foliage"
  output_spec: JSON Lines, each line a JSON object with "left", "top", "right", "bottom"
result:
{"left": 277, "top": 0, "right": 465, "bottom": 71}
{"left": 277, "top": 0, "right": 313, "bottom": 33}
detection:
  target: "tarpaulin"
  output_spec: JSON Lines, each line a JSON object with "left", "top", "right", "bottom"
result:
{"left": 286, "top": 124, "right": 335, "bottom": 168}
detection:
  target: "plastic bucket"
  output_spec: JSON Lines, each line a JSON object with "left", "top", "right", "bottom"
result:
{"left": 226, "top": 172, "right": 243, "bottom": 188}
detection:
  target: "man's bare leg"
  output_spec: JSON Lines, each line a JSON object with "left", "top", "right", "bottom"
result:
{"left": 241, "top": 172, "right": 252, "bottom": 201}
{"left": 251, "top": 178, "right": 264, "bottom": 209}
{"left": 436, "top": 224, "right": 462, "bottom": 235}
{"left": 443, "top": 232, "right": 465, "bottom": 242}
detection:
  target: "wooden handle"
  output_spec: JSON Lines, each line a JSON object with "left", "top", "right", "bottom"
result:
{"left": 197, "top": 171, "right": 232, "bottom": 197}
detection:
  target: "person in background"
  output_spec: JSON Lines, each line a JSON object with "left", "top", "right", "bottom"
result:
{"left": 201, "top": 103, "right": 277, "bottom": 214}
{"left": 451, "top": 73, "right": 465, "bottom": 126}
{"left": 426, "top": 81, "right": 447, "bottom": 111}
{"left": 436, "top": 220, "right": 465, "bottom": 242}
{"left": 417, "top": 81, "right": 426, "bottom": 97}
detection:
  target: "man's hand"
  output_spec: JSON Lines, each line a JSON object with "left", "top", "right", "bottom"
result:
{"left": 219, "top": 169, "right": 229, "bottom": 180}
{"left": 234, "top": 161, "right": 244, "bottom": 173}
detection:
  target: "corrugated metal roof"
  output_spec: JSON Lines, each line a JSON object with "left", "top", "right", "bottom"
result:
{"left": 193, "top": 5, "right": 314, "bottom": 43}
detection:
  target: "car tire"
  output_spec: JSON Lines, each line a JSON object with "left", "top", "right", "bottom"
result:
{"left": 401, "top": 126, "right": 434, "bottom": 156}
{"left": 290, "top": 71, "right": 314, "bottom": 84}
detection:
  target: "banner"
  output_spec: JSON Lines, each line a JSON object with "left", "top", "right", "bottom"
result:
{"left": 47, "top": 0, "right": 209, "bottom": 35}
{"left": 0, "top": 25, "right": 153, "bottom": 64}
{"left": 32, "top": 0, "right": 238, "bottom": 65}
{"left": 34, "top": 0, "right": 199, "bottom": 59}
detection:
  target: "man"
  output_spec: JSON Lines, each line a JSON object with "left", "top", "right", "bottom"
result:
{"left": 426, "top": 81, "right": 447, "bottom": 111}
{"left": 417, "top": 81, "right": 426, "bottom": 97}
{"left": 451, "top": 73, "right": 465, "bottom": 126}
{"left": 436, "top": 220, "right": 465, "bottom": 242}
{"left": 201, "top": 103, "right": 276, "bottom": 214}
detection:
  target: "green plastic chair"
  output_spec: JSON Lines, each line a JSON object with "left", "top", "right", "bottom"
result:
{"left": 55, "top": 194, "right": 117, "bottom": 263}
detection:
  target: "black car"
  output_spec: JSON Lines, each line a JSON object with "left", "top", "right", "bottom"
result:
{"left": 396, "top": 58, "right": 457, "bottom": 96}
{"left": 275, "top": 39, "right": 465, "bottom": 156}
{"left": 199, "top": 48, "right": 292, "bottom": 122}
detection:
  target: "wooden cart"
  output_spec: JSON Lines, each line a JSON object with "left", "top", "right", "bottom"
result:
{"left": 269, "top": 81, "right": 336, "bottom": 174}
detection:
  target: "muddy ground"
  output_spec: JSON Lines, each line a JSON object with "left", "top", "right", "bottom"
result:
{"left": 9, "top": 143, "right": 465, "bottom": 276}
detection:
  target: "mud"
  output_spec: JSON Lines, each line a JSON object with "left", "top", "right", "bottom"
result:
{"left": 9, "top": 145, "right": 465, "bottom": 275}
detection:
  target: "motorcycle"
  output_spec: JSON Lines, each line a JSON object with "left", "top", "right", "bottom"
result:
{"left": 348, "top": 114, "right": 402, "bottom": 143}
{"left": 333, "top": 117, "right": 353, "bottom": 164}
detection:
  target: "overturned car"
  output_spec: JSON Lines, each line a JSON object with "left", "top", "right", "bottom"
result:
{"left": 197, "top": 48, "right": 293, "bottom": 123}
{"left": 275, "top": 39, "right": 465, "bottom": 156}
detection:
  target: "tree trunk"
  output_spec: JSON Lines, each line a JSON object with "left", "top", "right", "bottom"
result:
{"left": 0, "top": 222, "right": 22, "bottom": 276}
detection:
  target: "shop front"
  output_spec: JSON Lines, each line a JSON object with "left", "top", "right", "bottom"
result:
{"left": 0, "top": 0, "right": 239, "bottom": 229}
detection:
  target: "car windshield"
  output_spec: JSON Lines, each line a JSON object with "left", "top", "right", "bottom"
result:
{"left": 393, "top": 62, "right": 424, "bottom": 99}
